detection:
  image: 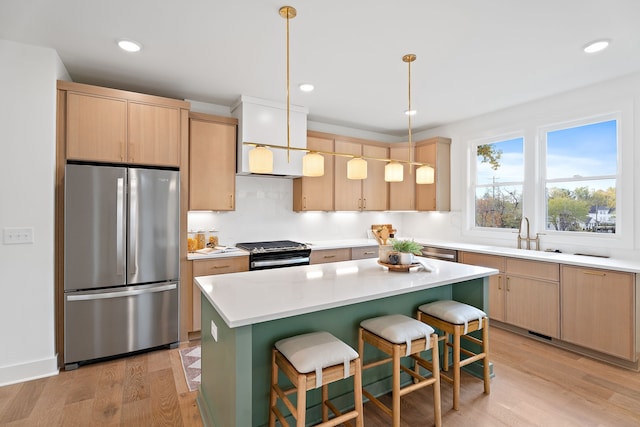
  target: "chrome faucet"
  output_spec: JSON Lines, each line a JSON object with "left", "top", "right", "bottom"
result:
{"left": 517, "top": 217, "right": 541, "bottom": 250}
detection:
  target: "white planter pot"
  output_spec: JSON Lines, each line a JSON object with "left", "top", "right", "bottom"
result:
{"left": 399, "top": 252, "right": 413, "bottom": 265}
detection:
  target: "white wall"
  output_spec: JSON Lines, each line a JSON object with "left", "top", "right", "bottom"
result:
{"left": 407, "top": 71, "right": 640, "bottom": 259}
{"left": 0, "top": 39, "right": 69, "bottom": 386}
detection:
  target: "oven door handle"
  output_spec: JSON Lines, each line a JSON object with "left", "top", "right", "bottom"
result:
{"left": 251, "top": 256, "right": 310, "bottom": 269}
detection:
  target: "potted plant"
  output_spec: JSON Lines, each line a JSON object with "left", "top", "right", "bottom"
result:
{"left": 390, "top": 239, "right": 423, "bottom": 265}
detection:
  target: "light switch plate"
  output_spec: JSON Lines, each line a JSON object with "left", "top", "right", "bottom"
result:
{"left": 3, "top": 227, "right": 34, "bottom": 244}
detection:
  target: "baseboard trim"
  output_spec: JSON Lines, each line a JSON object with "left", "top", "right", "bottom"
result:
{"left": 0, "top": 354, "right": 59, "bottom": 387}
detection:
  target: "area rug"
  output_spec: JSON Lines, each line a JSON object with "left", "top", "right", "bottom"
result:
{"left": 179, "top": 345, "right": 201, "bottom": 392}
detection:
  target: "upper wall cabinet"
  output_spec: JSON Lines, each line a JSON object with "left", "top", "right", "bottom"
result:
{"left": 415, "top": 137, "right": 451, "bottom": 211}
{"left": 189, "top": 112, "right": 238, "bottom": 211}
{"left": 388, "top": 142, "right": 415, "bottom": 210}
{"left": 59, "top": 81, "right": 189, "bottom": 167}
{"left": 293, "top": 133, "right": 335, "bottom": 211}
{"left": 334, "top": 139, "right": 389, "bottom": 211}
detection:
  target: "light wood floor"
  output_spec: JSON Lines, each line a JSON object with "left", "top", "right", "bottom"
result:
{"left": 1, "top": 327, "right": 639, "bottom": 426}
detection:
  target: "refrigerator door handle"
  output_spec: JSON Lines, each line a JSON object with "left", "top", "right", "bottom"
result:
{"left": 129, "top": 175, "right": 139, "bottom": 276}
{"left": 66, "top": 283, "right": 177, "bottom": 301}
{"left": 116, "top": 177, "right": 125, "bottom": 276}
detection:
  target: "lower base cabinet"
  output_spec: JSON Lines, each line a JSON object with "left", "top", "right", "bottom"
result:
{"left": 561, "top": 265, "right": 635, "bottom": 360}
{"left": 190, "top": 256, "right": 249, "bottom": 332}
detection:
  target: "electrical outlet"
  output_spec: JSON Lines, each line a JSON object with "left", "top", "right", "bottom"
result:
{"left": 211, "top": 320, "right": 218, "bottom": 342}
{"left": 3, "top": 227, "right": 34, "bottom": 244}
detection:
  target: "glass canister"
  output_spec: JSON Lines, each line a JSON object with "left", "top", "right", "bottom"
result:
{"left": 207, "top": 230, "right": 219, "bottom": 248}
{"left": 196, "top": 231, "right": 206, "bottom": 250}
{"left": 187, "top": 231, "right": 197, "bottom": 253}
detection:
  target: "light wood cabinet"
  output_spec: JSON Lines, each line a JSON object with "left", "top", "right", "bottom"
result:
{"left": 190, "top": 256, "right": 249, "bottom": 332}
{"left": 351, "top": 246, "right": 379, "bottom": 260}
{"left": 61, "top": 81, "right": 187, "bottom": 167}
{"left": 310, "top": 248, "right": 351, "bottom": 264}
{"left": 189, "top": 113, "right": 237, "bottom": 211}
{"left": 415, "top": 137, "right": 451, "bottom": 211}
{"left": 460, "top": 252, "right": 559, "bottom": 337}
{"left": 293, "top": 134, "right": 334, "bottom": 211}
{"left": 460, "top": 252, "right": 506, "bottom": 321}
{"left": 334, "top": 139, "right": 388, "bottom": 211}
{"left": 388, "top": 143, "right": 415, "bottom": 210}
{"left": 561, "top": 266, "right": 635, "bottom": 360}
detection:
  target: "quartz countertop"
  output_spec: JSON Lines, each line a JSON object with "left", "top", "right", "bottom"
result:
{"left": 187, "top": 247, "right": 249, "bottom": 260}
{"left": 195, "top": 257, "right": 497, "bottom": 328}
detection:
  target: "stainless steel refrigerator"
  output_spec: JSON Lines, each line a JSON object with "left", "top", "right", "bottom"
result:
{"left": 63, "top": 163, "right": 180, "bottom": 370}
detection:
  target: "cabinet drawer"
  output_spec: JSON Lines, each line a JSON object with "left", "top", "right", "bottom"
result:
{"left": 310, "top": 248, "right": 351, "bottom": 264}
{"left": 506, "top": 258, "right": 559, "bottom": 281}
{"left": 351, "top": 246, "right": 379, "bottom": 260}
{"left": 193, "top": 256, "right": 249, "bottom": 276}
{"left": 460, "top": 252, "right": 505, "bottom": 272}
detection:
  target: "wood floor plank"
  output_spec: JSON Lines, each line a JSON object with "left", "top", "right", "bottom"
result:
{"left": 1, "top": 328, "right": 639, "bottom": 426}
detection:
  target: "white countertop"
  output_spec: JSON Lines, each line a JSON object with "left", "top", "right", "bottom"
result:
{"left": 195, "top": 257, "right": 497, "bottom": 328}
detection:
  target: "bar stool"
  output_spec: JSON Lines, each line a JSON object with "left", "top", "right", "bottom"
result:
{"left": 417, "top": 300, "right": 490, "bottom": 410}
{"left": 269, "top": 331, "right": 363, "bottom": 427}
{"left": 358, "top": 314, "right": 441, "bottom": 427}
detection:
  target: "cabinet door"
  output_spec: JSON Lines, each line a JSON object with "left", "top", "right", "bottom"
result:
{"left": 561, "top": 266, "right": 635, "bottom": 360}
{"left": 488, "top": 273, "right": 506, "bottom": 322}
{"left": 128, "top": 102, "right": 180, "bottom": 166}
{"left": 293, "top": 136, "right": 334, "bottom": 211}
{"left": 334, "top": 140, "right": 362, "bottom": 210}
{"left": 351, "top": 246, "right": 379, "bottom": 260}
{"left": 505, "top": 275, "right": 559, "bottom": 338}
{"left": 189, "top": 118, "right": 236, "bottom": 210}
{"left": 66, "top": 92, "right": 127, "bottom": 162}
{"left": 388, "top": 144, "right": 414, "bottom": 210}
{"left": 415, "top": 138, "right": 451, "bottom": 211}
{"left": 362, "top": 144, "right": 389, "bottom": 210}
{"left": 191, "top": 256, "right": 250, "bottom": 331}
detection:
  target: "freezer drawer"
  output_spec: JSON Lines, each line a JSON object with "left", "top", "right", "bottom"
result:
{"left": 64, "top": 282, "right": 179, "bottom": 368}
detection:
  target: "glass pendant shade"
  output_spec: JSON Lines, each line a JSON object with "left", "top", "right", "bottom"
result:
{"left": 249, "top": 146, "right": 273, "bottom": 174}
{"left": 302, "top": 152, "right": 324, "bottom": 177}
{"left": 416, "top": 165, "right": 435, "bottom": 184}
{"left": 347, "top": 157, "right": 367, "bottom": 180}
{"left": 384, "top": 162, "right": 404, "bottom": 182}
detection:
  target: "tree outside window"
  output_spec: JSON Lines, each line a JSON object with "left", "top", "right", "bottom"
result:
{"left": 474, "top": 137, "right": 524, "bottom": 229}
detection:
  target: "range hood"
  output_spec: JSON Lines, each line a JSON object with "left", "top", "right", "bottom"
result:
{"left": 232, "top": 95, "right": 308, "bottom": 177}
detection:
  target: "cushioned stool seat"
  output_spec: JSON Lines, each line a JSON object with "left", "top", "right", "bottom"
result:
{"left": 418, "top": 300, "right": 490, "bottom": 410}
{"left": 359, "top": 314, "right": 441, "bottom": 427}
{"left": 269, "top": 331, "right": 363, "bottom": 427}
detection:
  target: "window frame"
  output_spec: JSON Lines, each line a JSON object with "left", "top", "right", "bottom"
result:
{"left": 467, "top": 132, "right": 526, "bottom": 235}
{"left": 538, "top": 112, "right": 622, "bottom": 241}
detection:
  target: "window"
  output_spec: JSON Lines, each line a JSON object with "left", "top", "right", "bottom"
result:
{"left": 543, "top": 118, "right": 618, "bottom": 233}
{"left": 473, "top": 137, "right": 524, "bottom": 229}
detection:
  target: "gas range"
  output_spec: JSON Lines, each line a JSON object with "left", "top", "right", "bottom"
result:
{"left": 236, "top": 240, "right": 311, "bottom": 270}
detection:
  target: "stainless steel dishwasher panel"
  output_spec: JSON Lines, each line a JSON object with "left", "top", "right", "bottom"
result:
{"left": 419, "top": 245, "right": 458, "bottom": 262}
{"left": 64, "top": 282, "right": 179, "bottom": 367}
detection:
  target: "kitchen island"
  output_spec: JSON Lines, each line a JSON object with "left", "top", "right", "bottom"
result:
{"left": 195, "top": 257, "right": 497, "bottom": 427}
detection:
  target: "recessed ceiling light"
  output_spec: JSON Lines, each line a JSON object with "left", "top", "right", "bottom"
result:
{"left": 583, "top": 39, "right": 610, "bottom": 54}
{"left": 405, "top": 109, "right": 417, "bottom": 116}
{"left": 117, "top": 39, "right": 142, "bottom": 53}
{"left": 299, "top": 83, "right": 314, "bottom": 92}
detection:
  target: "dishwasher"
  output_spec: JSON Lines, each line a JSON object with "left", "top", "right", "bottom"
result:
{"left": 418, "top": 245, "right": 458, "bottom": 262}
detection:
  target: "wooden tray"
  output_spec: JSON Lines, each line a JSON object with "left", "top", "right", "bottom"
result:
{"left": 377, "top": 260, "right": 420, "bottom": 272}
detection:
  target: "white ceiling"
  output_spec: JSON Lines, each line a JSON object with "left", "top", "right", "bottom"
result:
{"left": 2, "top": 0, "right": 640, "bottom": 136}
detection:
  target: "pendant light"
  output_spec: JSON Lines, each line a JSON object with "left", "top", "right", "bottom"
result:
{"left": 249, "top": 146, "right": 273, "bottom": 174}
{"left": 416, "top": 164, "right": 434, "bottom": 184}
{"left": 347, "top": 157, "right": 367, "bottom": 179}
{"left": 302, "top": 152, "right": 324, "bottom": 176}
{"left": 385, "top": 161, "right": 404, "bottom": 182}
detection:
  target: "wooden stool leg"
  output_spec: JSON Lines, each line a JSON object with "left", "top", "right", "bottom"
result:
{"left": 443, "top": 331, "right": 450, "bottom": 372}
{"left": 431, "top": 334, "right": 442, "bottom": 427}
{"left": 483, "top": 321, "right": 491, "bottom": 395}
{"left": 322, "top": 383, "right": 329, "bottom": 422}
{"left": 392, "top": 344, "right": 401, "bottom": 427}
{"left": 296, "top": 374, "right": 306, "bottom": 427}
{"left": 354, "top": 358, "right": 364, "bottom": 427}
{"left": 452, "top": 328, "right": 461, "bottom": 411}
{"left": 269, "top": 349, "right": 277, "bottom": 427}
